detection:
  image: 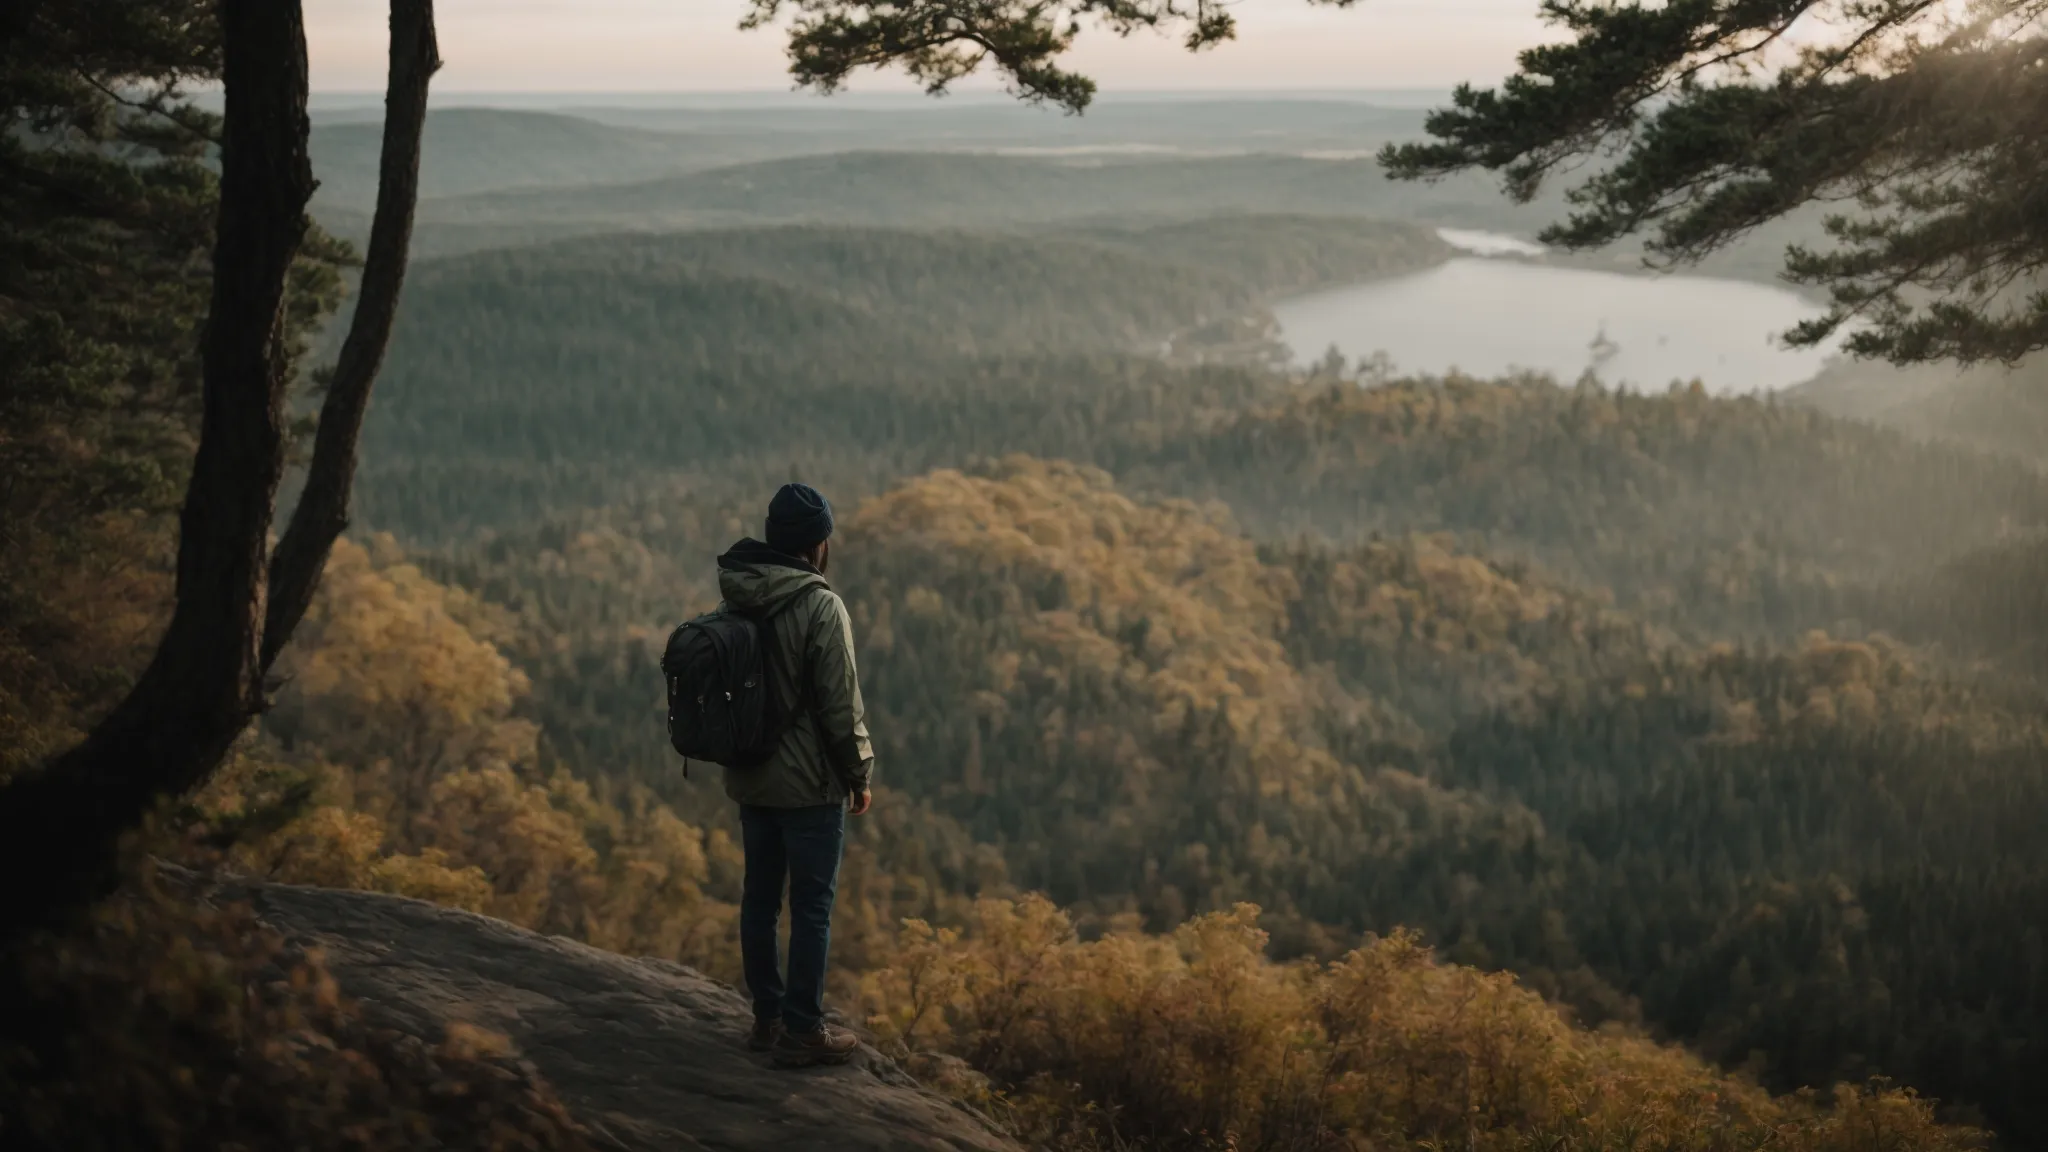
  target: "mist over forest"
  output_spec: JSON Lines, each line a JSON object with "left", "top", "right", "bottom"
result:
{"left": 9, "top": 5, "right": 2048, "bottom": 1149}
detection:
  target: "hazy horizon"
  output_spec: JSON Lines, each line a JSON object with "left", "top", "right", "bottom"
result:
{"left": 304, "top": 0, "right": 1557, "bottom": 93}
{"left": 297, "top": 88, "right": 1459, "bottom": 107}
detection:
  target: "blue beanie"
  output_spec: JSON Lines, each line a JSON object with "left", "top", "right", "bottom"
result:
{"left": 765, "top": 482, "right": 834, "bottom": 555}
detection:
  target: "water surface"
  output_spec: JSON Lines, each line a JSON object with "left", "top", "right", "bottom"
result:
{"left": 1436, "top": 228, "right": 1547, "bottom": 257}
{"left": 1275, "top": 238, "right": 1839, "bottom": 394}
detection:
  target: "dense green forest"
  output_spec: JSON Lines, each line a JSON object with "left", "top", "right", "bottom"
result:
{"left": 357, "top": 220, "right": 2048, "bottom": 646}
{"left": 352, "top": 218, "right": 1444, "bottom": 531}
{"left": 323, "top": 209, "right": 2048, "bottom": 1142}
{"left": 406, "top": 453, "right": 2048, "bottom": 1142}
{"left": 1165, "top": 378, "right": 2048, "bottom": 638}
{"left": 1795, "top": 356, "right": 2048, "bottom": 469}
{"left": 367, "top": 163, "right": 2048, "bottom": 1139}
{"left": 11, "top": 77, "right": 2045, "bottom": 1151}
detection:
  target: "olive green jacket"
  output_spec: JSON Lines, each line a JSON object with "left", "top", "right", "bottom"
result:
{"left": 715, "top": 539, "right": 875, "bottom": 808}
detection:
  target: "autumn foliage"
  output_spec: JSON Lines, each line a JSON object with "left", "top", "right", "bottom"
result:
{"left": 178, "top": 537, "right": 744, "bottom": 982}
{"left": 66, "top": 459, "right": 2000, "bottom": 1151}
{"left": 863, "top": 896, "right": 1979, "bottom": 1152}
{"left": 3, "top": 440, "right": 2030, "bottom": 1150}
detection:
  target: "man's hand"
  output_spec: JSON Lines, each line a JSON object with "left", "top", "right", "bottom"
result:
{"left": 848, "top": 787, "right": 872, "bottom": 817}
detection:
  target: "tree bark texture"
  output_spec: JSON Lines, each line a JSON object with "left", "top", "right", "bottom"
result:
{"left": 264, "top": 0, "right": 440, "bottom": 672}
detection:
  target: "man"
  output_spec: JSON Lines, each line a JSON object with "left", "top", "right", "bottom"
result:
{"left": 716, "top": 482, "right": 875, "bottom": 1067}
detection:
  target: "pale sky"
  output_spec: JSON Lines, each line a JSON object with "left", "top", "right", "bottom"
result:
{"left": 304, "top": 0, "right": 1558, "bottom": 93}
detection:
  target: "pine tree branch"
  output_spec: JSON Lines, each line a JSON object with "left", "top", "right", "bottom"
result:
{"left": 72, "top": 71, "right": 221, "bottom": 146}
{"left": 741, "top": 0, "right": 1351, "bottom": 112}
{"left": 1381, "top": 0, "right": 2048, "bottom": 365}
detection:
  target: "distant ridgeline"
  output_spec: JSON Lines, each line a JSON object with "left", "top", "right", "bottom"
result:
{"left": 313, "top": 139, "right": 1562, "bottom": 259}
{"left": 343, "top": 213, "right": 2048, "bottom": 1142}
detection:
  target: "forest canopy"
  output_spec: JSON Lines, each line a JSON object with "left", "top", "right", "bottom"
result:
{"left": 5, "top": 1, "right": 2046, "bottom": 1148}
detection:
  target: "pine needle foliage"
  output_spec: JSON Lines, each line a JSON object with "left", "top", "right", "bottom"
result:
{"left": 1382, "top": 1, "right": 2048, "bottom": 367}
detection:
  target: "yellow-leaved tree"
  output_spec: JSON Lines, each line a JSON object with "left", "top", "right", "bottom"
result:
{"left": 181, "top": 536, "right": 741, "bottom": 979}
{"left": 863, "top": 895, "right": 1981, "bottom": 1152}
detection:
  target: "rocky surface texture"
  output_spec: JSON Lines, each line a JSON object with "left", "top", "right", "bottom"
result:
{"left": 238, "top": 879, "right": 1018, "bottom": 1152}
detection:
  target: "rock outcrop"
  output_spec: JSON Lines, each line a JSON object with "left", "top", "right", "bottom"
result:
{"left": 237, "top": 879, "right": 1018, "bottom": 1152}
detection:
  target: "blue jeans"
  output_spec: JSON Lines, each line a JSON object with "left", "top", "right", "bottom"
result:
{"left": 738, "top": 803, "right": 845, "bottom": 1034}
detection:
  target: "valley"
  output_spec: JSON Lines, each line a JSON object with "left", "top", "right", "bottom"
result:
{"left": 12, "top": 81, "right": 2048, "bottom": 1152}
{"left": 305, "top": 98, "right": 2048, "bottom": 1143}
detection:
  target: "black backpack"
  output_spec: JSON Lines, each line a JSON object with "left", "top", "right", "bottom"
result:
{"left": 661, "top": 589, "right": 818, "bottom": 771}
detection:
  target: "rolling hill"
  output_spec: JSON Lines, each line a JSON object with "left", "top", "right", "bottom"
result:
{"left": 403, "top": 150, "right": 1566, "bottom": 235}
{"left": 412, "top": 457, "right": 2048, "bottom": 1145}
{"left": 351, "top": 217, "right": 1448, "bottom": 533}
{"left": 309, "top": 108, "right": 774, "bottom": 211}
{"left": 1794, "top": 354, "right": 2048, "bottom": 467}
{"left": 560, "top": 95, "right": 1438, "bottom": 149}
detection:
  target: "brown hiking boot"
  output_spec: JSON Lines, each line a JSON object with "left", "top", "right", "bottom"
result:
{"left": 770, "top": 1023, "right": 860, "bottom": 1067}
{"left": 746, "top": 1017, "right": 784, "bottom": 1052}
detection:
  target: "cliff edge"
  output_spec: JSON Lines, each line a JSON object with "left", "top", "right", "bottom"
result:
{"left": 234, "top": 879, "right": 1017, "bottom": 1152}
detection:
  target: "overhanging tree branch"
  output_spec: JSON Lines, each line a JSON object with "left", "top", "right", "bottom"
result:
{"left": 740, "top": 0, "right": 1357, "bottom": 112}
{"left": 263, "top": 0, "right": 439, "bottom": 673}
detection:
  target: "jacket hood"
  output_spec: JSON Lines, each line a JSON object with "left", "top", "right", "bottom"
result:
{"left": 717, "top": 537, "right": 829, "bottom": 613}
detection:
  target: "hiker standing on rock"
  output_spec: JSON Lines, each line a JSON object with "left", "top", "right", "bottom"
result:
{"left": 663, "top": 483, "right": 875, "bottom": 1066}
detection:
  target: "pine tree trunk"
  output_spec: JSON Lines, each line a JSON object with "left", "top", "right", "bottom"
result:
{"left": 0, "top": 0, "right": 437, "bottom": 949}
{"left": 0, "top": 0, "right": 313, "bottom": 946}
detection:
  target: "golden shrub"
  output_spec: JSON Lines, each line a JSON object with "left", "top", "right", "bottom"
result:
{"left": 864, "top": 896, "right": 1985, "bottom": 1152}
{"left": 172, "top": 539, "right": 744, "bottom": 982}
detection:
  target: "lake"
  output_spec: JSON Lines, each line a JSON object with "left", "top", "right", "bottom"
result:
{"left": 1273, "top": 231, "right": 1843, "bottom": 394}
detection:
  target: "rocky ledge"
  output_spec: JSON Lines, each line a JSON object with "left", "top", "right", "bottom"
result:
{"left": 236, "top": 879, "right": 1017, "bottom": 1152}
